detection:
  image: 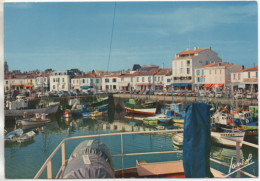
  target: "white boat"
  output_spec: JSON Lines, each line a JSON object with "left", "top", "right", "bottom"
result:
{"left": 16, "top": 131, "right": 36, "bottom": 143}
{"left": 4, "top": 129, "right": 23, "bottom": 143}
{"left": 172, "top": 133, "right": 183, "bottom": 146}
{"left": 17, "top": 113, "right": 51, "bottom": 126}
{"left": 211, "top": 131, "right": 245, "bottom": 148}
{"left": 5, "top": 105, "right": 59, "bottom": 117}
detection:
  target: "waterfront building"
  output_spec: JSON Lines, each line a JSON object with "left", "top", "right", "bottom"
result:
{"left": 172, "top": 46, "right": 222, "bottom": 90}
{"left": 71, "top": 76, "right": 81, "bottom": 90}
{"left": 79, "top": 72, "right": 102, "bottom": 90}
{"left": 4, "top": 74, "right": 36, "bottom": 93}
{"left": 231, "top": 66, "right": 258, "bottom": 92}
{"left": 49, "top": 70, "right": 73, "bottom": 92}
{"left": 195, "top": 62, "right": 242, "bottom": 91}
{"left": 101, "top": 73, "right": 120, "bottom": 91}
{"left": 153, "top": 68, "right": 172, "bottom": 91}
{"left": 133, "top": 70, "right": 154, "bottom": 91}
{"left": 35, "top": 73, "right": 50, "bottom": 91}
{"left": 118, "top": 73, "right": 136, "bottom": 91}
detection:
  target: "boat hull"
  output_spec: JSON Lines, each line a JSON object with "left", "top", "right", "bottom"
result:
{"left": 125, "top": 107, "right": 156, "bottom": 116}
{"left": 5, "top": 105, "right": 59, "bottom": 117}
{"left": 20, "top": 119, "right": 51, "bottom": 126}
{"left": 211, "top": 131, "right": 245, "bottom": 148}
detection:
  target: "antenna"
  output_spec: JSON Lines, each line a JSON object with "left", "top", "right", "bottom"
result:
{"left": 107, "top": 2, "right": 117, "bottom": 73}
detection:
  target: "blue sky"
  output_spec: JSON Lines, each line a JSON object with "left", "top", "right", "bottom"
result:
{"left": 4, "top": 1, "right": 258, "bottom": 72}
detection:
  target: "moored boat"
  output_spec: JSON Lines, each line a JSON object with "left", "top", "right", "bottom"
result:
{"left": 4, "top": 128, "right": 23, "bottom": 143}
{"left": 172, "top": 133, "right": 183, "bottom": 146}
{"left": 16, "top": 131, "right": 36, "bottom": 143}
{"left": 17, "top": 113, "right": 51, "bottom": 126}
{"left": 211, "top": 130, "right": 245, "bottom": 148}
{"left": 124, "top": 99, "right": 157, "bottom": 116}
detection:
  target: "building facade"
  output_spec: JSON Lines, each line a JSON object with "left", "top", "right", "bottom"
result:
{"left": 49, "top": 71, "right": 72, "bottom": 92}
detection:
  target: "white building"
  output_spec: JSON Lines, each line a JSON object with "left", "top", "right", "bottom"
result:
{"left": 118, "top": 73, "right": 135, "bottom": 91}
{"left": 172, "top": 46, "right": 222, "bottom": 90}
{"left": 4, "top": 75, "right": 36, "bottom": 93}
{"left": 153, "top": 69, "right": 172, "bottom": 91}
{"left": 133, "top": 70, "right": 154, "bottom": 91}
{"left": 35, "top": 74, "right": 50, "bottom": 91}
{"left": 49, "top": 71, "right": 72, "bottom": 92}
{"left": 195, "top": 62, "right": 242, "bottom": 90}
{"left": 79, "top": 72, "right": 102, "bottom": 90}
{"left": 71, "top": 76, "right": 81, "bottom": 90}
{"left": 101, "top": 73, "right": 120, "bottom": 91}
{"left": 231, "top": 66, "right": 258, "bottom": 92}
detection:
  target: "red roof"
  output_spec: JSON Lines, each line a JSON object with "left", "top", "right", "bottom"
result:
{"left": 177, "top": 48, "right": 207, "bottom": 56}
{"left": 105, "top": 73, "right": 120, "bottom": 77}
{"left": 233, "top": 66, "right": 258, "bottom": 73}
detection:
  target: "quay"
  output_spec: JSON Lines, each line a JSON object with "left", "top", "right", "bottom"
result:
{"left": 113, "top": 94, "right": 258, "bottom": 106}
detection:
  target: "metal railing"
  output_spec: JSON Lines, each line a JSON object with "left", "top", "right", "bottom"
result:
{"left": 34, "top": 129, "right": 258, "bottom": 179}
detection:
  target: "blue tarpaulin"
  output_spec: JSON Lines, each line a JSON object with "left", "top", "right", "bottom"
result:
{"left": 170, "top": 83, "right": 189, "bottom": 87}
{"left": 183, "top": 102, "right": 213, "bottom": 178}
{"left": 80, "top": 86, "right": 91, "bottom": 89}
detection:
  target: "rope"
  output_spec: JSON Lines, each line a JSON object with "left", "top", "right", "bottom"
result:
{"left": 107, "top": 2, "right": 117, "bottom": 73}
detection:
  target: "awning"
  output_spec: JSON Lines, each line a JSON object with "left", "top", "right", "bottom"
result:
{"left": 238, "top": 84, "right": 246, "bottom": 88}
{"left": 170, "top": 83, "right": 189, "bottom": 87}
{"left": 135, "top": 83, "right": 152, "bottom": 86}
{"left": 118, "top": 82, "right": 129, "bottom": 87}
{"left": 209, "top": 84, "right": 216, "bottom": 88}
{"left": 217, "top": 84, "right": 224, "bottom": 87}
{"left": 80, "top": 86, "right": 91, "bottom": 89}
{"left": 11, "top": 83, "right": 22, "bottom": 86}
{"left": 24, "top": 85, "right": 33, "bottom": 88}
{"left": 202, "top": 84, "right": 212, "bottom": 88}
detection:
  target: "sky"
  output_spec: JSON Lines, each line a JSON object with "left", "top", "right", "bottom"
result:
{"left": 4, "top": 1, "right": 258, "bottom": 72}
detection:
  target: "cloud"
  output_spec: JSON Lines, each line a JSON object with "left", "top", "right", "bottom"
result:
{"left": 125, "top": 3, "right": 257, "bottom": 35}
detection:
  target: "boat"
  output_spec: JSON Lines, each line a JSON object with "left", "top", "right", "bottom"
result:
{"left": 156, "top": 125, "right": 165, "bottom": 130}
{"left": 16, "top": 131, "right": 36, "bottom": 143}
{"left": 64, "top": 109, "right": 72, "bottom": 118}
{"left": 172, "top": 133, "right": 183, "bottom": 146}
{"left": 162, "top": 103, "right": 185, "bottom": 120}
{"left": 172, "top": 119, "right": 184, "bottom": 123}
{"left": 17, "top": 113, "right": 51, "bottom": 126}
{"left": 4, "top": 128, "right": 23, "bottom": 143}
{"left": 124, "top": 99, "right": 157, "bottom": 116}
{"left": 249, "top": 106, "right": 258, "bottom": 121}
{"left": 82, "top": 110, "right": 103, "bottom": 117}
{"left": 5, "top": 105, "right": 59, "bottom": 117}
{"left": 233, "top": 111, "right": 254, "bottom": 126}
{"left": 211, "top": 128, "right": 245, "bottom": 148}
{"left": 87, "top": 96, "right": 109, "bottom": 107}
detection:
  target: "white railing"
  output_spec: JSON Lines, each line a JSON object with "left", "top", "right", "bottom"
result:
{"left": 33, "top": 129, "right": 257, "bottom": 179}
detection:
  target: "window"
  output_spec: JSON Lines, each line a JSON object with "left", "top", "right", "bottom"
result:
{"left": 105, "top": 79, "right": 109, "bottom": 83}
{"left": 113, "top": 78, "right": 117, "bottom": 82}
{"left": 83, "top": 79, "right": 85, "bottom": 83}
{"left": 148, "top": 76, "right": 151, "bottom": 82}
{"left": 154, "top": 77, "right": 156, "bottom": 81}
{"left": 161, "top": 76, "right": 164, "bottom": 81}
{"left": 187, "top": 60, "right": 190, "bottom": 66}
{"left": 113, "top": 85, "right": 116, "bottom": 89}
{"left": 167, "top": 79, "right": 171, "bottom": 83}
{"left": 238, "top": 74, "right": 240, "bottom": 80}
{"left": 137, "top": 77, "right": 139, "bottom": 82}
{"left": 106, "top": 85, "right": 109, "bottom": 90}
{"left": 62, "top": 78, "right": 64, "bottom": 82}
{"left": 73, "top": 80, "right": 75, "bottom": 84}
{"left": 76, "top": 80, "right": 78, "bottom": 83}
{"left": 202, "top": 70, "right": 204, "bottom": 76}
{"left": 96, "top": 79, "right": 99, "bottom": 83}
{"left": 142, "top": 77, "right": 144, "bottom": 82}
{"left": 256, "top": 72, "right": 258, "bottom": 78}
{"left": 196, "top": 70, "right": 200, "bottom": 75}
{"left": 131, "top": 77, "right": 133, "bottom": 82}
{"left": 53, "top": 85, "right": 55, "bottom": 89}
{"left": 6, "top": 81, "right": 8, "bottom": 84}
{"left": 248, "top": 72, "right": 251, "bottom": 78}
{"left": 53, "top": 78, "right": 55, "bottom": 82}
{"left": 219, "top": 69, "right": 222, "bottom": 74}
{"left": 121, "top": 77, "right": 124, "bottom": 81}
{"left": 187, "top": 68, "right": 190, "bottom": 74}
{"left": 91, "top": 79, "right": 93, "bottom": 83}
{"left": 62, "top": 85, "right": 65, "bottom": 89}
{"left": 233, "top": 74, "right": 236, "bottom": 80}
{"left": 197, "top": 77, "right": 200, "bottom": 82}
{"left": 158, "top": 77, "right": 160, "bottom": 81}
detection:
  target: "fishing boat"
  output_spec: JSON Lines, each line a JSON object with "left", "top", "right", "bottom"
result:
{"left": 82, "top": 110, "right": 103, "bottom": 117}
{"left": 172, "top": 133, "right": 183, "bottom": 146}
{"left": 162, "top": 103, "right": 185, "bottom": 121}
{"left": 16, "top": 131, "right": 36, "bottom": 143}
{"left": 4, "top": 128, "right": 23, "bottom": 143}
{"left": 87, "top": 96, "right": 109, "bottom": 107}
{"left": 5, "top": 105, "right": 59, "bottom": 117}
{"left": 124, "top": 99, "right": 157, "bottom": 116}
{"left": 211, "top": 129, "right": 245, "bottom": 148}
{"left": 17, "top": 113, "right": 51, "bottom": 126}
{"left": 233, "top": 111, "right": 253, "bottom": 126}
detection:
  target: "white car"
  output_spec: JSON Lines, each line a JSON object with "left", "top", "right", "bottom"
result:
{"left": 215, "top": 92, "right": 223, "bottom": 98}
{"left": 16, "top": 94, "right": 26, "bottom": 99}
{"left": 235, "top": 93, "right": 243, "bottom": 99}
{"left": 246, "top": 93, "right": 253, "bottom": 99}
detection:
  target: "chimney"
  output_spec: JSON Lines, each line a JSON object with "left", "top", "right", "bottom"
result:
{"left": 242, "top": 65, "right": 244, "bottom": 70}
{"left": 162, "top": 63, "right": 164, "bottom": 69}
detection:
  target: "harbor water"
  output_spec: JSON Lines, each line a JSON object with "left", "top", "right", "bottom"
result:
{"left": 4, "top": 98, "right": 258, "bottom": 178}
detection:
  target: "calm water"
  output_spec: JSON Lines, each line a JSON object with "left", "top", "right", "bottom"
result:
{"left": 4, "top": 102, "right": 258, "bottom": 178}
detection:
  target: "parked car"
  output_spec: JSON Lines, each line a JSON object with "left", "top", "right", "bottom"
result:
{"left": 234, "top": 92, "right": 243, "bottom": 99}
{"left": 215, "top": 92, "right": 223, "bottom": 98}
{"left": 16, "top": 94, "right": 26, "bottom": 99}
{"left": 200, "top": 91, "right": 207, "bottom": 97}
{"left": 208, "top": 92, "right": 215, "bottom": 98}
{"left": 246, "top": 93, "right": 253, "bottom": 99}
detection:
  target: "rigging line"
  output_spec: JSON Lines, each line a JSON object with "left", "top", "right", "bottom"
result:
{"left": 107, "top": 2, "right": 117, "bottom": 73}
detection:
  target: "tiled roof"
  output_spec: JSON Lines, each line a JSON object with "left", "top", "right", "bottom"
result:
{"left": 232, "top": 66, "right": 258, "bottom": 73}
{"left": 198, "top": 63, "right": 218, "bottom": 69}
{"left": 198, "top": 62, "right": 234, "bottom": 69}
{"left": 177, "top": 48, "right": 207, "bottom": 56}
{"left": 105, "top": 73, "right": 121, "bottom": 77}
